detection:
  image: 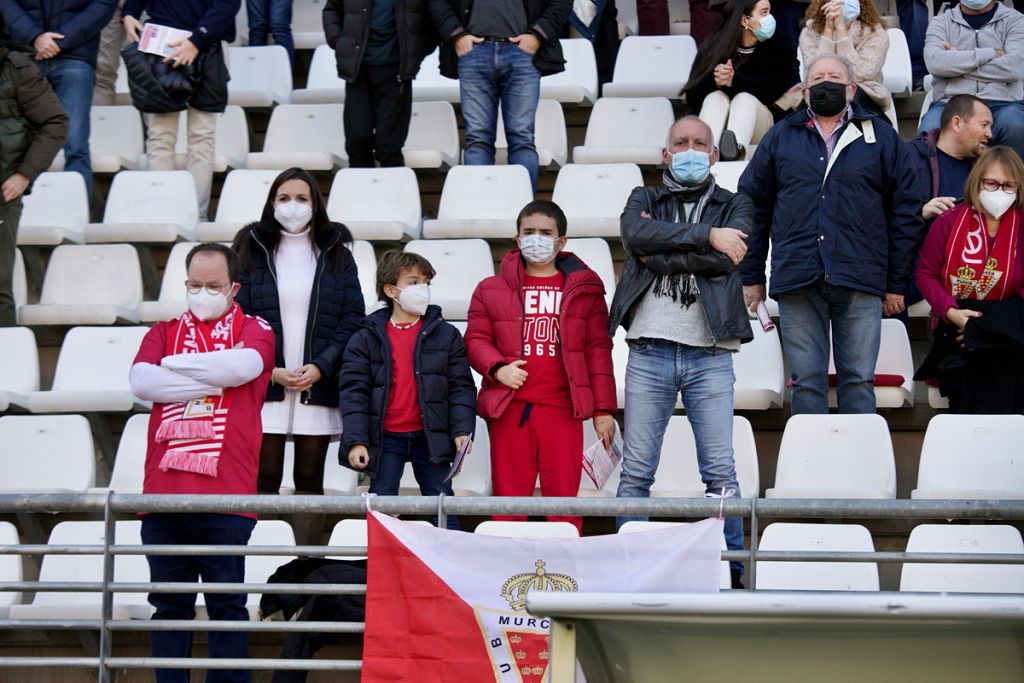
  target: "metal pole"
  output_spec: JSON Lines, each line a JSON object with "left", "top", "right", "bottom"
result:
{"left": 96, "top": 493, "right": 114, "bottom": 683}
{"left": 747, "top": 496, "right": 758, "bottom": 590}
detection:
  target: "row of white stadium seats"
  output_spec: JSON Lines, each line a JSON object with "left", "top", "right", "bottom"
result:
{"left": 0, "top": 516, "right": 1018, "bottom": 621}
{"left": 1, "top": 407, "right": 1020, "bottom": 500}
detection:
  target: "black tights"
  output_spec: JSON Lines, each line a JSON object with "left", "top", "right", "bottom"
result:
{"left": 257, "top": 433, "right": 330, "bottom": 495}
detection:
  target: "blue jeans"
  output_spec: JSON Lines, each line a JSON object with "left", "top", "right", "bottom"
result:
{"left": 34, "top": 59, "right": 95, "bottom": 199}
{"left": 246, "top": 0, "right": 294, "bottom": 63}
{"left": 615, "top": 339, "right": 745, "bottom": 573}
{"left": 897, "top": 0, "right": 928, "bottom": 84}
{"left": 458, "top": 41, "right": 541, "bottom": 192}
{"left": 141, "top": 513, "right": 255, "bottom": 683}
{"left": 369, "top": 431, "right": 461, "bottom": 530}
{"left": 919, "top": 99, "right": 1024, "bottom": 156}
{"left": 777, "top": 280, "right": 882, "bottom": 415}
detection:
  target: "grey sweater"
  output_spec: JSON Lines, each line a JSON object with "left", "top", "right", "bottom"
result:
{"left": 925, "top": 3, "right": 1024, "bottom": 103}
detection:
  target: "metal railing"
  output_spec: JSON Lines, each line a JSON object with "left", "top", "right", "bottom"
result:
{"left": 0, "top": 493, "right": 1021, "bottom": 681}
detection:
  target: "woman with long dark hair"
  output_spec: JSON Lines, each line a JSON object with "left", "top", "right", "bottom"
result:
{"left": 683, "top": 0, "right": 798, "bottom": 161}
{"left": 233, "top": 168, "right": 365, "bottom": 544}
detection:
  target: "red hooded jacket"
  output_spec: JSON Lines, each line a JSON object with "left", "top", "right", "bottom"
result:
{"left": 465, "top": 249, "right": 616, "bottom": 420}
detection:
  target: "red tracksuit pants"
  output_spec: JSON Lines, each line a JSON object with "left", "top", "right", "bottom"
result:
{"left": 488, "top": 400, "right": 584, "bottom": 532}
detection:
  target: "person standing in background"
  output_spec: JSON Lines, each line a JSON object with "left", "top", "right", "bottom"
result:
{"left": 92, "top": 0, "right": 125, "bottom": 105}
{"left": 247, "top": 0, "right": 294, "bottom": 64}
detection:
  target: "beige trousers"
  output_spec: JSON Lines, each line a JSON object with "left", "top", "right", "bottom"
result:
{"left": 146, "top": 108, "right": 217, "bottom": 220}
{"left": 699, "top": 90, "right": 774, "bottom": 149}
{"left": 92, "top": 0, "right": 125, "bottom": 105}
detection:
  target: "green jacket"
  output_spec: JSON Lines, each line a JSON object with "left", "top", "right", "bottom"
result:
{"left": 0, "top": 46, "right": 68, "bottom": 187}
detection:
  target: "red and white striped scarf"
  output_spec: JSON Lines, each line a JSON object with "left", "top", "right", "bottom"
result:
{"left": 941, "top": 204, "right": 1020, "bottom": 302}
{"left": 154, "top": 302, "right": 243, "bottom": 478}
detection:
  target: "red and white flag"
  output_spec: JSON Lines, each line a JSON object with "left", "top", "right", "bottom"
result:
{"left": 362, "top": 511, "right": 724, "bottom": 682}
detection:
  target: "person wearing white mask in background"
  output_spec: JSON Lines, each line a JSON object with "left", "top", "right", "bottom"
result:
{"left": 915, "top": 145, "right": 1024, "bottom": 413}
{"left": 231, "top": 168, "right": 365, "bottom": 547}
{"left": 464, "top": 200, "right": 616, "bottom": 533}
{"left": 340, "top": 251, "right": 477, "bottom": 529}
{"left": 609, "top": 116, "right": 754, "bottom": 587}
{"left": 128, "top": 242, "right": 276, "bottom": 681}
{"left": 683, "top": 0, "right": 800, "bottom": 161}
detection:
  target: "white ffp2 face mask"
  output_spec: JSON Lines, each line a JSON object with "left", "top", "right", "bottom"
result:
{"left": 519, "top": 234, "right": 558, "bottom": 265}
{"left": 396, "top": 283, "right": 430, "bottom": 316}
{"left": 979, "top": 189, "right": 1016, "bottom": 220}
{"left": 274, "top": 200, "right": 313, "bottom": 233}
{"left": 186, "top": 289, "right": 230, "bottom": 321}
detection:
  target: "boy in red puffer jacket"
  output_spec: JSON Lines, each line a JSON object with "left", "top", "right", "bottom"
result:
{"left": 465, "top": 200, "right": 617, "bottom": 532}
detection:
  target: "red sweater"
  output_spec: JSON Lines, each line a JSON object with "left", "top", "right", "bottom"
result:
{"left": 384, "top": 319, "right": 425, "bottom": 433}
{"left": 465, "top": 250, "right": 616, "bottom": 420}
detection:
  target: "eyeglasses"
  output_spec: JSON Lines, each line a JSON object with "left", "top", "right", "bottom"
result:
{"left": 185, "top": 281, "right": 231, "bottom": 296}
{"left": 980, "top": 179, "right": 1019, "bottom": 193}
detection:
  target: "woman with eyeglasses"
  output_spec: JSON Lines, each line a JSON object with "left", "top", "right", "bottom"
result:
{"left": 682, "top": 0, "right": 800, "bottom": 162}
{"left": 232, "top": 168, "right": 365, "bottom": 544}
{"left": 915, "top": 146, "right": 1024, "bottom": 414}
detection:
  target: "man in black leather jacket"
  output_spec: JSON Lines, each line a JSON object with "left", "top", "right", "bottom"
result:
{"left": 609, "top": 115, "right": 753, "bottom": 587}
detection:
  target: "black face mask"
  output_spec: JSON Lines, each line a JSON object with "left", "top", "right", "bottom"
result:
{"left": 808, "top": 81, "right": 849, "bottom": 117}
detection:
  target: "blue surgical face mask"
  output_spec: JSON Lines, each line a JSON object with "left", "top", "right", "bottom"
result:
{"left": 749, "top": 13, "right": 776, "bottom": 41}
{"left": 960, "top": 0, "right": 991, "bottom": 9}
{"left": 842, "top": 0, "right": 860, "bottom": 22}
{"left": 670, "top": 149, "right": 711, "bottom": 185}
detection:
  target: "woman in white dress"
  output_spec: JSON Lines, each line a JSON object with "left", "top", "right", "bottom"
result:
{"left": 233, "top": 168, "right": 365, "bottom": 545}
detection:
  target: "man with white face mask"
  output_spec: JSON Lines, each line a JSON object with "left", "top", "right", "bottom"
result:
{"left": 609, "top": 115, "right": 753, "bottom": 587}
{"left": 465, "top": 200, "right": 616, "bottom": 533}
{"left": 128, "top": 242, "right": 276, "bottom": 682}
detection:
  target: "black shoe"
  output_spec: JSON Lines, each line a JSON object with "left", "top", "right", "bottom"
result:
{"left": 730, "top": 569, "right": 745, "bottom": 590}
{"left": 719, "top": 129, "right": 742, "bottom": 162}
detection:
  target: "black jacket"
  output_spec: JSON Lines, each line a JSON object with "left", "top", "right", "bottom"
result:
{"left": 323, "top": 0, "right": 437, "bottom": 81}
{"left": 609, "top": 180, "right": 755, "bottom": 345}
{"left": 234, "top": 225, "right": 365, "bottom": 408}
{"left": 0, "top": 0, "right": 116, "bottom": 66}
{"left": 121, "top": 40, "right": 229, "bottom": 113}
{"left": 427, "top": 0, "right": 570, "bottom": 78}
{"left": 339, "top": 305, "right": 477, "bottom": 474}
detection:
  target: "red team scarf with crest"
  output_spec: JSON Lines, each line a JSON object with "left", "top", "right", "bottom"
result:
{"left": 154, "top": 302, "right": 244, "bottom": 477}
{"left": 941, "top": 204, "right": 1020, "bottom": 302}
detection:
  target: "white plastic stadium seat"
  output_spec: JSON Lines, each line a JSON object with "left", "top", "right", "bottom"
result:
{"left": 350, "top": 240, "right": 382, "bottom": 312}
{"left": 91, "top": 413, "right": 149, "bottom": 494}
{"left": 85, "top": 171, "right": 198, "bottom": 243}
{"left": 18, "top": 245, "right": 143, "bottom": 325}
{"left": 0, "top": 523, "right": 22, "bottom": 616}
{"left": 328, "top": 519, "right": 432, "bottom": 561}
{"left": 927, "top": 385, "right": 949, "bottom": 410}
{"left": 552, "top": 164, "right": 643, "bottom": 237}
{"left": 397, "top": 417, "right": 492, "bottom": 497}
{"left": 227, "top": 45, "right": 293, "bottom": 106}
{"left": 17, "top": 172, "right": 89, "bottom": 245}
{"left": 114, "top": 57, "right": 131, "bottom": 104}
{"left": 0, "top": 415, "right": 96, "bottom": 492}
{"left": 756, "top": 523, "right": 879, "bottom": 591}
{"left": 197, "top": 169, "right": 280, "bottom": 242}
{"left": 280, "top": 441, "right": 359, "bottom": 495}
{"left": 411, "top": 50, "right": 460, "bottom": 103}
{"left": 913, "top": 414, "right": 1024, "bottom": 499}
{"left": 165, "top": 105, "right": 249, "bottom": 172}
{"left": 612, "top": 327, "right": 629, "bottom": 409}
{"left": 766, "top": 414, "right": 896, "bottom": 499}
{"left": 710, "top": 161, "right": 748, "bottom": 193}
{"left": 240, "top": 521, "right": 296, "bottom": 619}
{"left": 421, "top": 166, "right": 533, "bottom": 239}
{"left": 827, "top": 319, "right": 915, "bottom": 408}
{"left": 246, "top": 104, "right": 346, "bottom": 170}
{"left": 404, "top": 239, "right": 494, "bottom": 319}
{"left": 918, "top": 90, "right": 934, "bottom": 131}
{"left": 900, "top": 524, "right": 1024, "bottom": 594}
{"left": 292, "top": 44, "right": 346, "bottom": 103}
{"left": 572, "top": 97, "right": 675, "bottom": 165}
{"left": 139, "top": 242, "right": 195, "bottom": 322}
{"left": 292, "top": 0, "right": 327, "bottom": 48}
{"left": 619, "top": 521, "right": 731, "bottom": 589}
{"left": 565, "top": 238, "right": 616, "bottom": 302}
{"left": 28, "top": 326, "right": 151, "bottom": 413}
{"left": 604, "top": 35, "right": 697, "bottom": 98}
{"left": 540, "top": 39, "right": 599, "bottom": 106}
{"left": 474, "top": 521, "right": 580, "bottom": 538}
{"left": 883, "top": 28, "right": 913, "bottom": 98}
{"left": 733, "top": 321, "right": 785, "bottom": 410}
{"left": 49, "top": 106, "right": 144, "bottom": 173}
{"left": 12, "top": 249, "right": 26, "bottom": 319}
{"left": 648, "top": 416, "right": 759, "bottom": 499}
{"left": 404, "top": 101, "right": 460, "bottom": 170}
{"left": 442, "top": 322, "right": 484, "bottom": 390}
{"left": 327, "top": 168, "right": 422, "bottom": 241}
{"left": 0, "top": 327, "right": 38, "bottom": 412}
{"left": 10, "top": 521, "right": 151, "bottom": 620}
{"left": 494, "top": 99, "right": 568, "bottom": 168}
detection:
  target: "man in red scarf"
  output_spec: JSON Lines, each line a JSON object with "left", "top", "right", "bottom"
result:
{"left": 129, "top": 242, "right": 275, "bottom": 683}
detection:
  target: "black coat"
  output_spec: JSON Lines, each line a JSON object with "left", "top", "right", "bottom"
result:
{"left": 234, "top": 225, "right": 365, "bottom": 408}
{"left": 322, "top": 0, "right": 437, "bottom": 81}
{"left": 427, "top": 0, "right": 570, "bottom": 78}
{"left": 339, "top": 305, "right": 477, "bottom": 474}
{"left": 121, "top": 40, "right": 229, "bottom": 113}
{"left": 0, "top": 0, "right": 116, "bottom": 66}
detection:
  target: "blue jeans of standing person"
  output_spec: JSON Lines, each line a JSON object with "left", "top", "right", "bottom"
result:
{"left": 615, "top": 339, "right": 745, "bottom": 575}
{"left": 246, "top": 0, "right": 294, "bottom": 63}
{"left": 142, "top": 513, "right": 256, "bottom": 683}
{"left": 777, "top": 279, "right": 882, "bottom": 415}
{"left": 369, "top": 430, "right": 461, "bottom": 530}
{"left": 34, "top": 59, "right": 95, "bottom": 200}
{"left": 919, "top": 99, "right": 1024, "bottom": 156}
{"left": 897, "top": 0, "right": 928, "bottom": 85}
{"left": 458, "top": 40, "right": 541, "bottom": 192}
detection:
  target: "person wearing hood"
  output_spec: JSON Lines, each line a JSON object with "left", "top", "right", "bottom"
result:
{"left": 232, "top": 168, "right": 365, "bottom": 546}
{"left": 465, "top": 200, "right": 616, "bottom": 534}
{"left": 610, "top": 115, "right": 753, "bottom": 587}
